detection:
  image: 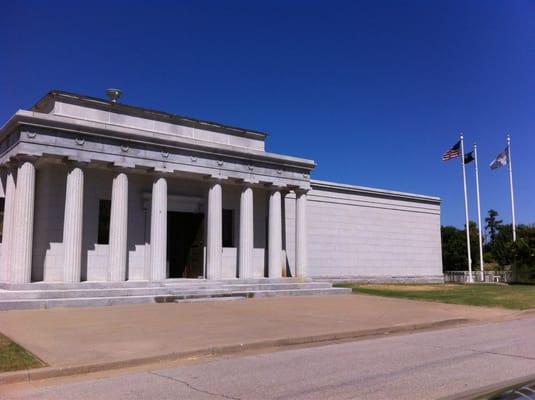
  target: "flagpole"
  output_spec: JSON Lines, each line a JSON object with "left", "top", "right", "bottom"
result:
{"left": 473, "top": 144, "right": 484, "bottom": 281}
{"left": 507, "top": 134, "right": 517, "bottom": 242}
{"left": 460, "top": 134, "right": 473, "bottom": 283}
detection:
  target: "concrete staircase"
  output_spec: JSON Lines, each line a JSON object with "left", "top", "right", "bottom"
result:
{"left": 0, "top": 279, "right": 351, "bottom": 310}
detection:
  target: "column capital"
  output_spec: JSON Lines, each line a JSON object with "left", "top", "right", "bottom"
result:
{"left": 294, "top": 188, "right": 309, "bottom": 196}
{"left": 61, "top": 162, "right": 88, "bottom": 175}
{"left": 13, "top": 156, "right": 38, "bottom": 167}
{"left": 63, "top": 159, "right": 89, "bottom": 170}
{"left": 207, "top": 176, "right": 228, "bottom": 185}
{"left": 2, "top": 161, "right": 18, "bottom": 171}
{"left": 241, "top": 181, "right": 257, "bottom": 189}
{"left": 109, "top": 166, "right": 132, "bottom": 176}
{"left": 266, "top": 184, "right": 286, "bottom": 193}
{"left": 151, "top": 171, "right": 169, "bottom": 180}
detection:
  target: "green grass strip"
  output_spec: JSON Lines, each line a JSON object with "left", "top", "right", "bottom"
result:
{"left": 336, "top": 283, "right": 535, "bottom": 310}
{"left": 0, "top": 333, "right": 45, "bottom": 372}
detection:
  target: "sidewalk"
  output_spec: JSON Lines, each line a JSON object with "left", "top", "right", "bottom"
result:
{"left": 0, "top": 294, "right": 515, "bottom": 383}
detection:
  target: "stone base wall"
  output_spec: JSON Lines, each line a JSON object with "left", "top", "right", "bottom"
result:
{"left": 315, "top": 275, "right": 445, "bottom": 284}
{"left": 285, "top": 180, "right": 443, "bottom": 280}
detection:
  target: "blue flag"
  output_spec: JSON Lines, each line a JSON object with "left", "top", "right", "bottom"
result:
{"left": 490, "top": 147, "right": 508, "bottom": 170}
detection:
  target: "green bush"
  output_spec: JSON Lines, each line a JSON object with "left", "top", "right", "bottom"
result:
{"left": 511, "top": 228, "right": 535, "bottom": 283}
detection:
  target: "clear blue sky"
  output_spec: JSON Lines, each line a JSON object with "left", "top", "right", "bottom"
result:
{"left": 1, "top": 1, "right": 533, "bottom": 227}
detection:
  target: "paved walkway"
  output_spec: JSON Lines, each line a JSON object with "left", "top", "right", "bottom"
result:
{"left": 0, "top": 295, "right": 514, "bottom": 369}
{"left": 5, "top": 315, "right": 535, "bottom": 400}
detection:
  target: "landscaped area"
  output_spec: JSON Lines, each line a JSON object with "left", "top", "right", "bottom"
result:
{"left": 338, "top": 283, "right": 535, "bottom": 310}
{"left": 0, "top": 333, "right": 44, "bottom": 372}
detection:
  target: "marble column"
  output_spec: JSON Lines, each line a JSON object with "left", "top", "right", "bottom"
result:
{"left": 63, "top": 167, "right": 84, "bottom": 282}
{"left": 108, "top": 172, "right": 128, "bottom": 281}
{"left": 238, "top": 185, "right": 254, "bottom": 279}
{"left": 150, "top": 176, "right": 167, "bottom": 281}
{"left": 0, "top": 170, "right": 16, "bottom": 282}
{"left": 268, "top": 189, "right": 282, "bottom": 278}
{"left": 206, "top": 181, "right": 222, "bottom": 280}
{"left": 295, "top": 190, "right": 308, "bottom": 278}
{"left": 11, "top": 161, "right": 36, "bottom": 283}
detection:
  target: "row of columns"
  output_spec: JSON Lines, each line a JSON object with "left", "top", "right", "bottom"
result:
{"left": 204, "top": 181, "right": 308, "bottom": 280}
{"left": 1, "top": 162, "right": 308, "bottom": 283}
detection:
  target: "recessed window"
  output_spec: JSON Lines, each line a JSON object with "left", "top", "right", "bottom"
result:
{"left": 97, "top": 200, "right": 111, "bottom": 244}
{"left": 222, "top": 209, "right": 234, "bottom": 247}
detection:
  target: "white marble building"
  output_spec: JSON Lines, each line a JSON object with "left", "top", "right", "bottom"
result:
{"left": 0, "top": 91, "right": 443, "bottom": 285}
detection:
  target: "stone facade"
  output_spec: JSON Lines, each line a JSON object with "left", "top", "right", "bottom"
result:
{"left": 0, "top": 91, "right": 443, "bottom": 284}
{"left": 283, "top": 181, "right": 442, "bottom": 281}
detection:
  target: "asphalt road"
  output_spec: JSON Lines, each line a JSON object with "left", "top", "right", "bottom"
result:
{"left": 3, "top": 314, "right": 535, "bottom": 400}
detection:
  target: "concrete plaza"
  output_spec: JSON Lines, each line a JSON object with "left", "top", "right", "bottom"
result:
{"left": 0, "top": 294, "right": 515, "bottom": 381}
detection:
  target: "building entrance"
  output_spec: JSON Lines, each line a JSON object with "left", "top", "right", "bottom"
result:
{"left": 167, "top": 211, "right": 205, "bottom": 278}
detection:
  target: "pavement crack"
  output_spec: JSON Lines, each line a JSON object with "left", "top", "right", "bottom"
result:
{"left": 149, "top": 370, "right": 241, "bottom": 400}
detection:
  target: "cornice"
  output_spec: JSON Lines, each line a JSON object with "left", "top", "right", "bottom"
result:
{"left": 311, "top": 179, "right": 441, "bottom": 204}
{"left": 1, "top": 110, "right": 316, "bottom": 172}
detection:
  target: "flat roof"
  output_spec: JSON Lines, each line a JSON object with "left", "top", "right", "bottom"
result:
{"left": 32, "top": 90, "right": 268, "bottom": 140}
{"left": 311, "top": 179, "right": 441, "bottom": 203}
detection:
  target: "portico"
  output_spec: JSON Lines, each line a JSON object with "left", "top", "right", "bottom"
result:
{"left": 0, "top": 91, "right": 313, "bottom": 284}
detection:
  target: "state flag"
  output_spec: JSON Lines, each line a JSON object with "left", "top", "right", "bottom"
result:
{"left": 490, "top": 147, "right": 508, "bottom": 170}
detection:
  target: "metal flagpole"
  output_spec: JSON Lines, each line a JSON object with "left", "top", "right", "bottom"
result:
{"left": 460, "top": 134, "right": 473, "bottom": 283}
{"left": 507, "top": 134, "right": 517, "bottom": 242}
{"left": 473, "top": 144, "right": 484, "bottom": 281}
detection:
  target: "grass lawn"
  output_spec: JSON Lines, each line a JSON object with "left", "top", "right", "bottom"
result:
{"left": 0, "top": 333, "right": 44, "bottom": 372}
{"left": 337, "top": 283, "right": 535, "bottom": 310}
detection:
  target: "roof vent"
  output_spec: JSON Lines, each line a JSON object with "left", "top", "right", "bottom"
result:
{"left": 106, "top": 88, "right": 122, "bottom": 103}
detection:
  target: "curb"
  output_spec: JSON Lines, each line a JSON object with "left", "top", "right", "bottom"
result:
{"left": 0, "top": 317, "right": 471, "bottom": 385}
{"left": 438, "top": 372, "right": 535, "bottom": 400}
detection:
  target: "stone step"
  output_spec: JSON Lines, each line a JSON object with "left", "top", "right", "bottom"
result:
{"left": 0, "top": 295, "right": 163, "bottom": 311}
{"left": 244, "top": 287, "right": 352, "bottom": 298}
{"left": 0, "top": 287, "right": 172, "bottom": 300}
{"left": 0, "top": 287, "right": 351, "bottom": 310}
{"left": 0, "top": 278, "right": 314, "bottom": 292}
{"left": 157, "top": 287, "right": 351, "bottom": 302}
{"left": 165, "top": 282, "right": 332, "bottom": 293}
{"left": 165, "top": 278, "right": 313, "bottom": 286}
{"left": 0, "top": 282, "right": 331, "bottom": 300}
{"left": 174, "top": 296, "right": 247, "bottom": 304}
{"left": 0, "top": 281, "right": 169, "bottom": 291}
{"left": 218, "top": 282, "right": 333, "bottom": 291}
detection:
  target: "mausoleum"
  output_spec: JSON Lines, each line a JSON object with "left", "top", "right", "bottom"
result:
{"left": 0, "top": 90, "right": 442, "bottom": 303}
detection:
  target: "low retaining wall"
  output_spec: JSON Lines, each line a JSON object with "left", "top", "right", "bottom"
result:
{"left": 314, "top": 275, "right": 445, "bottom": 284}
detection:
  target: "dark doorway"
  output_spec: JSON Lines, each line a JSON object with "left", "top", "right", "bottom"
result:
{"left": 167, "top": 212, "right": 205, "bottom": 278}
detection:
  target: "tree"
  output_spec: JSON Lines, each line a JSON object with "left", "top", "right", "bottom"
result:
{"left": 441, "top": 226, "right": 467, "bottom": 271}
{"left": 485, "top": 209, "right": 502, "bottom": 244}
{"left": 441, "top": 222, "right": 482, "bottom": 271}
{"left": 511, "top": 225, "right": 535, "bottom": 283}
{"left": 492, "top": 224, "right": 514, "bottom": 266}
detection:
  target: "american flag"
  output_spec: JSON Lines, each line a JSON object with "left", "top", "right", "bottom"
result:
{"left": 442, "top": 140, "right": 461, "bottom": 161}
